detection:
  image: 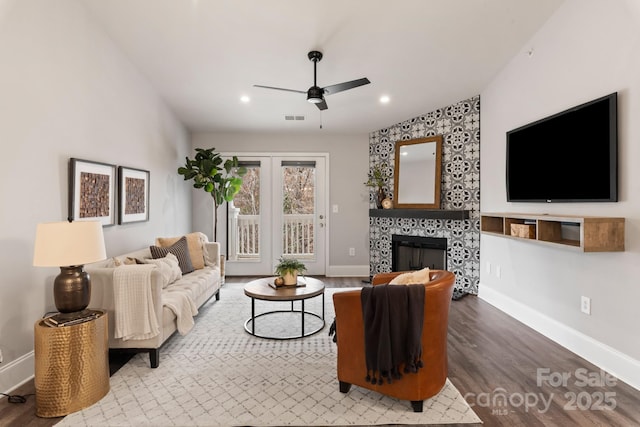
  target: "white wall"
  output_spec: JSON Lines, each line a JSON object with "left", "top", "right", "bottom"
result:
{"left": 191, "top": 132, "right": 370, "bottom": 276}
{"left": 480, "top": 0, "right": 640, "bottom": 389}
{"left": 0, "top": 0, "right": 192, "bottom": 392}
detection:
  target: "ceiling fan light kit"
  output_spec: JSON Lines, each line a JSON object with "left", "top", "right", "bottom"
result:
{"left": 307, "top": 86, "right": 324, "bottom": 103}
{"left": 254, "top": 50, "right": 370, "bottom": 112}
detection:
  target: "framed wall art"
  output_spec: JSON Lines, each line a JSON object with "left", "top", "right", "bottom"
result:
{"left": 118, "top": 166, "right": 150, "bottom": 224}
{"left": 68, "top": 158, "right": 117, "bottom": 226}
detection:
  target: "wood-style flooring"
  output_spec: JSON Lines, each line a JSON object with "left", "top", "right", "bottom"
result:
{"left": 2, "top": 276, "right": 639, "bottom": 427}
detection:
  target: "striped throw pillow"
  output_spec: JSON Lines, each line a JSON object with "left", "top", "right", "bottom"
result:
{"left": 155, "top": 232, "right": 205, "bottom": 270}
{"left": 150, "top": 236, "right": 194, "bottom": 275}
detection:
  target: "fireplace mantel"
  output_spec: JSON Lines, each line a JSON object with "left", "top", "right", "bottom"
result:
{"left": 369, "top": 209, "right": 470, "bottom": 220}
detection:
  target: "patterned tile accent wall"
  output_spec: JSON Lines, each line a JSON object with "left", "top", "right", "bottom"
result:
{"left": 368, "top": 95, "right": 480, "bottom": 295}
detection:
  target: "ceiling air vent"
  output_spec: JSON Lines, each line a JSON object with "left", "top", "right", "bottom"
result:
{"left": 284, "top": 115, "right": 305, "bottom": 121}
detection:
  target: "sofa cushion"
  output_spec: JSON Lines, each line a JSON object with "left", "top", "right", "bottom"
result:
{"left": 150, "top": 236, "right": 194, "bottom": 274}
{"left": 169, "top": 266, "right": 219, "bottom": 306}
{"left": 155, "top": 232, "right": 205, "bottom": 270}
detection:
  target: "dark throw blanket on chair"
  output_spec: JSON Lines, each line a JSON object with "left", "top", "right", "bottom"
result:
{"left": 360, "top": 284, "right": 425, "bottom": 385}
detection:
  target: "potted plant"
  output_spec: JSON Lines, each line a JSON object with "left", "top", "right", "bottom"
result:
{"left": 364, "top": 162, "right": 391, "bottom": 208}
{"left": 274, "top": 256, "right": 307, "bottom": 286}
{"left": 178, "top": 147, "right": 247, "bottom": 241}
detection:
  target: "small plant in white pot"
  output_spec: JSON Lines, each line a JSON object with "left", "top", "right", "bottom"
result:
{"left": 274, "top": 257, "right": 307, "bottom": 286}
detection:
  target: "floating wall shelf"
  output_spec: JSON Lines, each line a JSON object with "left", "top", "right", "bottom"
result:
{"left": 480, "top": 212, "right": 625, "bottom": 252}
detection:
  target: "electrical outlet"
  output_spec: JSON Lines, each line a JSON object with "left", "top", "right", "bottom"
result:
{"left": 332, "top": 204, "right": 339, "bottom": 213}
{"left": 496, "top": 265, "right": 501, "bottom": 278}
{"left": 581, "top": 296, "right": 591, "bottom": 315}
{"left": 349, "top": 247, "right": 355, "bottom": 256}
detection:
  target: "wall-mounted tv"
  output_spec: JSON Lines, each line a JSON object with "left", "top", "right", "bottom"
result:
{"left": 506, "top": 92, "right": 617, "bottom": 203}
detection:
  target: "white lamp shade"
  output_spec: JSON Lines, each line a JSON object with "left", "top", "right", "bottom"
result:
{"left": 33, "top": 221, "right": 107, "bottom": 267}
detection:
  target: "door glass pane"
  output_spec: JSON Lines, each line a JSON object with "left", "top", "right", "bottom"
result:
{"left": 229, "top": 164, "right": 260, "bottom": 259}
{"left": 281, "top": 163, "right": 315, "bottom": 259}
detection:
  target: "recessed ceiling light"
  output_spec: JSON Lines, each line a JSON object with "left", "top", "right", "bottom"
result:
{"left": 380, "top": 95, "right": 390, "bottom": 104}
{"left": 240, "top": 95, "right": 250, "bottom": 103}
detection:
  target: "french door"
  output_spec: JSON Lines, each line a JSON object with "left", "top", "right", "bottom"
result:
{"left": 225, "top": 154, "right": 327, "bottom": 276}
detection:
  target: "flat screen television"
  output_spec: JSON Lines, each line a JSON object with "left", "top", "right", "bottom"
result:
{"left": 506, "top": 92, "right": 617, "bottom": 203}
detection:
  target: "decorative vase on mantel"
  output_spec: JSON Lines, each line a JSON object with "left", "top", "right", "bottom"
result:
{"left": 376, "top": 187, "right": 386, "bottom": 209}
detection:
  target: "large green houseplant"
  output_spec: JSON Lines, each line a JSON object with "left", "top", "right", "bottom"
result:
{"left": 178, "top": 147, "right": 247, "bottom": 241}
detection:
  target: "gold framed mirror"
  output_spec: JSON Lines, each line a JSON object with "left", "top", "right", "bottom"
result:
{"left": 393, "top": 136, "right": 442, "bottom": 209}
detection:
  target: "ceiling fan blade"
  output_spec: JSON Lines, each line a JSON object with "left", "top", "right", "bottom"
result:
{"left": 315, "top": 99, "right": 328, "bottom": 111}
{"left": 322, "top": 78, "right": 370, "bottom": 95}
{"left": 253, "top": 85, "right": 306, "bottom": 94}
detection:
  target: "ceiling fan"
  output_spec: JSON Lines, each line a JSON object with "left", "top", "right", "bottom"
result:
{"left": 254, "top": 50, "right": 370, "bottom": 111}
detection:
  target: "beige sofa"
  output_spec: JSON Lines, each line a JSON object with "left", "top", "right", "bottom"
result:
{"left": 86, "top": 233, "right": 221, "bottom": 368}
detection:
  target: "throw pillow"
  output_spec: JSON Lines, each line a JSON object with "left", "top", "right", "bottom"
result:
{"left": 412, "top": 267, "right": 431, "bottom": 283}
{"left": 144, "top": 253, "right": 182, "bottom": 288}
{"left": 150, "top": 236, "right": 195, "bottom": 274}
{"left": 389, "top": 272, "right": 413, "bottom": 285}
{"left": 163, "top": 253, "right": 183, "bottom": 283}
{"left": 389, "top": 268, "right": 431, "bottom": 285}
{"left": 155, "top": 232, "right": 205, "bottom": 270}
{"left": 113, "top": 256, "right": 141, "bottom": 266}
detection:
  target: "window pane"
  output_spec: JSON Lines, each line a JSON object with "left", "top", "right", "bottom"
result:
{"left": 231, "top": 166, "right": 260, "bottom": 259}
{"left": 281, "top": 165, "right": 315, "bottom": 257}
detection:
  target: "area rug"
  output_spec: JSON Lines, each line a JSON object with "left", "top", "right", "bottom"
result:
{"left": 57, "top": 284, "right": 481, "bottom": 426}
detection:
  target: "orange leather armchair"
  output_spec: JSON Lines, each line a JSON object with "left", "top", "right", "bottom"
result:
{"left": 332, "top": 270, "right": 455, "bottom": 412}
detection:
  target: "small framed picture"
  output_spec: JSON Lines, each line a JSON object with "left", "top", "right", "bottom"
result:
{"left": 118, "top": 166, "right": 150, "bottom": 224}
{"left": 69, "top": 158, "right": 117, "bottom": 226}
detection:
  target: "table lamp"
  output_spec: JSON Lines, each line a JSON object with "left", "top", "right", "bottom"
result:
{"left": 33, "top": 220, "right": 106, "bottom": 320}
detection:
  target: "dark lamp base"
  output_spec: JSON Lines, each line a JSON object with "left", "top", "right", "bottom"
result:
{"left": 54, "top": 266, "right": 91, "bottom": 314}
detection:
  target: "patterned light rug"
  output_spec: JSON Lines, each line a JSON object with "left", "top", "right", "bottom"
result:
{"left": 57, "top": 284, "right": 481, "bottom": 426}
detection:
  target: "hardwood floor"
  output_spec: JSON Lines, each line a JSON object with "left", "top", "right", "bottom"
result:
{"left": 446, "top": 292, "right": 640, "bottom": 426}
{"left": 2, "top": 276, "right": 639, "bottom": 426}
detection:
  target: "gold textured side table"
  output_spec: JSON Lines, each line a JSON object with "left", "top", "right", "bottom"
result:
{"left": 34, "top": 310, "right": 110, "bottom": 418}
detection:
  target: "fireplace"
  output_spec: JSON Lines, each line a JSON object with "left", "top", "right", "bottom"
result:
{"left": 392, "top": 234, "right": 447, "bottom": 272}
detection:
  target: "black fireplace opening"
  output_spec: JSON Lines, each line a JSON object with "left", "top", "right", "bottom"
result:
{"left": 392, "top": 234, "right": 447, "bottom": 272}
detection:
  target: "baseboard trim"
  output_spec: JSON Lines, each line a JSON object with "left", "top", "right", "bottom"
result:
{"left": 479, "top": 284, "right": 640, "bottom": 391}
{"left": 326, "top": 264, "right": 369, "bottom": 277}
{"left": 0, "top": 351, "right": 35, "bottom": 395}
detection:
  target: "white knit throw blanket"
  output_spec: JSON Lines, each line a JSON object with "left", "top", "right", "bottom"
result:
{"left": 163, "top": 288, "right": 198, "bottom": 335}
{"left": 113, "top": 264, "right": 160, "bottom": 341}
